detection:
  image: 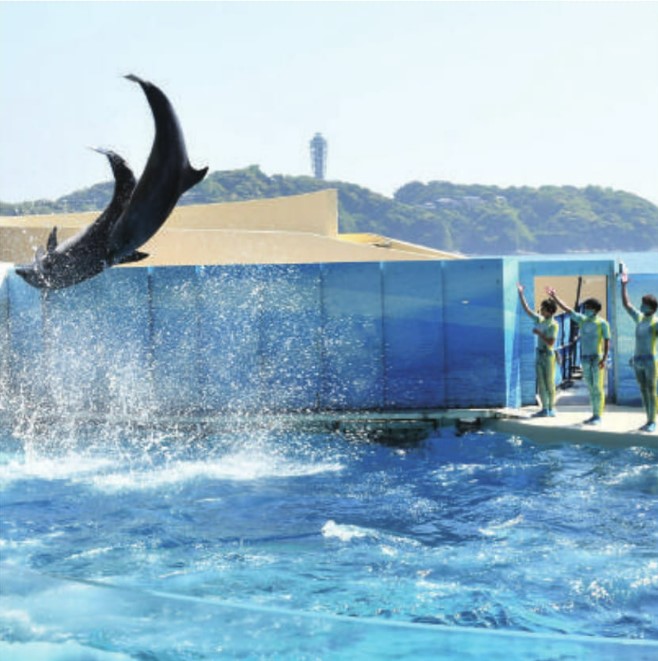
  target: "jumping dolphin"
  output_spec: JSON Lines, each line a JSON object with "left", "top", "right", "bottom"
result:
{"left": 14, "top": 149, "right": 138, "bottom": 290}
{"left": 15, "top": 75, "right": 208, "bottom": 289}
{"left": 107, "top": 74, "right": 208, "bottom": 264}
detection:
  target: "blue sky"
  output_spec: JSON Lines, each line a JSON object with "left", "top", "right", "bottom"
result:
{"left": 1, "top": 1, "right": 657, "bottom": 205}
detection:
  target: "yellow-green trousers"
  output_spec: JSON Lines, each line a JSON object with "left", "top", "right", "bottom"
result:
{"left": 582, "top": 355, "right": 605, "bottom": 417}
{"left": 633, "top": 356, "right": 657, "bottom": 424}
{"left": 536, "top": 350, "right": 556, "bottom": 411}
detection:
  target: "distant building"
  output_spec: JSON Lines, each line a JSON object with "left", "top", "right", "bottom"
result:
{"left": 310, "top": 133, "right": 327, "bottom": 179}
{"left": 462, "top": 196, "right": 484, "bottom": 208}
{"left": 437, "top": 198, "right": 461, "bottom": 208}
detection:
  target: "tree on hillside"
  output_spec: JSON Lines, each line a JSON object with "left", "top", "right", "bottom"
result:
{"left": 2, "top": 167, "right": 657, "bottom": 254}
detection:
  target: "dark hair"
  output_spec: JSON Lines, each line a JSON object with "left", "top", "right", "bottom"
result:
{"left": 540, "top": 299, "right": 557, "bottom": 315}
{"left": 642, "top": 294, "right": 658, "bottom": 313}
{"left": 582, "top": 298, "right": 602, "bottom": 313}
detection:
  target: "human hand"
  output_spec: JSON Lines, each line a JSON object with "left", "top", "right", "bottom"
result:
{"left": 517, "top": 283, "right": 524, "bottom": 294}
{"left": 620, "top": 271, "right": 629, "bottom": 285}
{"left": 545, "top": 286, "right": 556, "bottom": 298}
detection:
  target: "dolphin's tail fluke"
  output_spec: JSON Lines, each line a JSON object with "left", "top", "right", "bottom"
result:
{"left": 124, "top": 73, "right": 143, "bottom": 84}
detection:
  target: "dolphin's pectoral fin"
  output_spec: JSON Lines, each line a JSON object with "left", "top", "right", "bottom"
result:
{"left": 47, "top": 227, "right": 58, "bottom": 253}
{"left": 181, "top": 165, "right": 209, "bottom": 194}
{"left": 116, "top": 250, "right": 149, "bottom": 265}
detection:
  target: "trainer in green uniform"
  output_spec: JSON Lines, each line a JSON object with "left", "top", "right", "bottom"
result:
{"left": 547, "top": 288, "right": 610, "bottom": 426}
{"left": 620, "top": 271, "right": 658, "bottom": 433}
{"left": 517, "top": 283, "right": 559, "bottom": 417}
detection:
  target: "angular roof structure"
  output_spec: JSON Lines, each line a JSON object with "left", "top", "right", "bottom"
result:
{"left": 0, "top": 190, "right": 462, "bottom": 266}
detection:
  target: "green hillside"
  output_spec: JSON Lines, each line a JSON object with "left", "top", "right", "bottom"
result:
{"left": 2, "top": 165, "right": 657, "bottom": 255}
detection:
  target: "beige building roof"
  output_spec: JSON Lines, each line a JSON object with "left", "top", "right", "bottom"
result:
{"left": 0, "top": 189, "right": 462, "bottom": 266}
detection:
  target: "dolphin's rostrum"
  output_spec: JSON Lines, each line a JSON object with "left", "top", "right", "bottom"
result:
{"left": 15, "top": 75, "right": 208, "bottom": 290}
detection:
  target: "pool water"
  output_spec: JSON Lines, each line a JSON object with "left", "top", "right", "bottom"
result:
{"left": 1, "top": 423, "right": 657, "bottom": 660}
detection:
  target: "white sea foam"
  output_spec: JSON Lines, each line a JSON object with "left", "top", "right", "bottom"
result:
{"left": 479, "top": 515, "right": 525, "bottom": 538}
{"left": 321, "top": 520, "right": 374, "bottom": 542}
{"left": 603, "top": 464, "right": 658, "bottom": 493}
{"left": 0, "top": 455, "right": 115, "bottom": 488}
{"left": 85, "top": 452, "right": 344, "bottom": 493}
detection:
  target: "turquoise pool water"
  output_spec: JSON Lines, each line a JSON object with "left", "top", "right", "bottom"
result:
{"left": 1, "top": 424, "right": 657, "bottom": 660}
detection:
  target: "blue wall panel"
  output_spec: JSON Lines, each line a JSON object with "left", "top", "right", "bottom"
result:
{"left": 43, "top": 276, "right": 112, "bottom": 414}
{"left": 73, "top": 269, "right": 152, "bottom": 416}
{"left": 149, "top": 267, "right": 201, "bottom": 413}
{"left": 515, "top": 269, "right": 544, "bottom": 407}
{"left": 6, "top": 274, "right": 47, "bottom": 407}
{"left": 382, "top": 261, "right": 445, "bottom": 408}
{"left": 196, "top": 265, "right": 263, "bottom": 412}
{"left": 96, "top": 269, "right": 153, "bottom": 417}
{"left": 259, "top": 264, "right": 323, "bottom": 411}
{"left": 0, "top": 268, "right": 9, "bottom": 405}
{"left": 443, "top": 260, "right": 507, "bottom": 408}
{"left": 320, "top": 263, "right": 384, "bottom": 410}
{"left": 502, "top": 258, "right": 522, "bottom": 409}
{"left": 2, "top": 253, "right": 655, "bottom": 418}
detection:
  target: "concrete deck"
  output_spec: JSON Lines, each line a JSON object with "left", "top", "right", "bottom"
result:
{"left": 490, "top": 404, "right": 657, "bottom": 448}
{"left": 4, "top": 403, "right": 655, "bottom": 449}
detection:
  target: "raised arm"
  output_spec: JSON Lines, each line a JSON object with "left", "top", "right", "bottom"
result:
{"left": 545, "top": 287, "right": 574, "bottom": 314}
{"left": 620, "top": 270, "right": 634, "bottom": 314}
{"left": 517, "top": 283, "right": 536, "bottom": 319}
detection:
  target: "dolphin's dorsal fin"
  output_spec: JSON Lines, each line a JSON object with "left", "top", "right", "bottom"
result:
{"left": 47, "top": 226, "right": 58, "bottom": 253}
{"left": 181, "top": 166, "right": 208, "bottom": 194}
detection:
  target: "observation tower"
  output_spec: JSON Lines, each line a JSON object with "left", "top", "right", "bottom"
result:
{"left": 309, "top": 132, "right": 327, "bottom": 179}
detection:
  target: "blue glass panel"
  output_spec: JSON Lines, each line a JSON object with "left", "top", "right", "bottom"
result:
{"left": 382, "top": 261, "right": 445, "bottom": 408}
{"left": 320, "top": 263, "right": 384, "bottom": 410}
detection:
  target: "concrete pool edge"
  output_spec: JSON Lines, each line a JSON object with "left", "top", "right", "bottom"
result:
{"left": 1, "top": 405, "right": 655, "bottom": 449}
